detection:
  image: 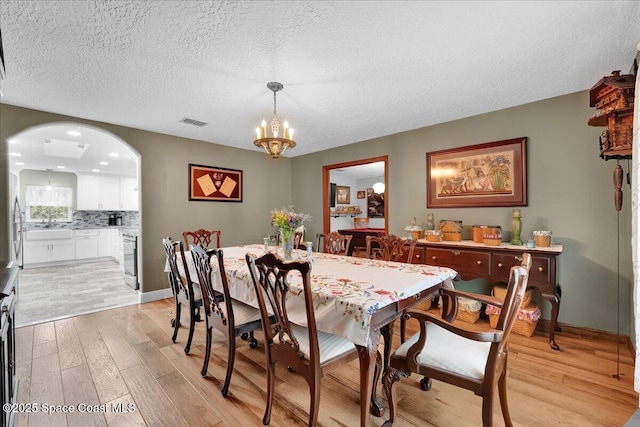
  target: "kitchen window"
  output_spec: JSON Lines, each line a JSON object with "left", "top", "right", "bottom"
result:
{"left": 25, "top": 185, "right": 73, "bottom": 223}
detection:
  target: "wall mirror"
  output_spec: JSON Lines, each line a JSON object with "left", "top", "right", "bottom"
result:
{"left": 322, "top": 155, "right": 388, "bottom": 234}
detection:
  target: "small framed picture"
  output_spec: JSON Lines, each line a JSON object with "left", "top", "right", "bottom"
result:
{"left": 336, "top": 185, "right": 350, "bottom": 204}
{"left": 356, "top": 190, "right": 366, "bottom": 199}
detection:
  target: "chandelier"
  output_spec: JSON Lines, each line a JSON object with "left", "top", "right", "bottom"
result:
{"left": 254, "top": 82, "right": 296, "bottom": 159}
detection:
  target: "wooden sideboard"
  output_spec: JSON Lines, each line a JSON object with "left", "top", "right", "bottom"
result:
{"left": 410, "top": 239, "right": 563, "bottom": 351}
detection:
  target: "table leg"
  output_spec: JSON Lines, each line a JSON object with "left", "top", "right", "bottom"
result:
{"left": 380, "top": 323, "right": 393, "bottom": 372}
{"left": 356, "top": 329, "right": 384, "bottom": 427}
{"left": 542, "top": 289, "right": 561, "bottom": 351}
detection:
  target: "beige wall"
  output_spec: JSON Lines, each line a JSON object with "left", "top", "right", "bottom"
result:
{"left": 1, "top": 90, "right": 633, "bottom": 335}
{"left": 1, "top": 104, "right": 292, "bottom": 293}
{"left": 292, "top": 91, "right": 633, "bottom": 335}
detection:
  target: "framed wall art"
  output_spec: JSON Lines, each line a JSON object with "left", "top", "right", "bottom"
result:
{"left": 426, "top": 137, "right": 527, "bottom": 208}
{"left": 367, "top": 187, "right": 385, "bottom": 218}
{"left": 356, "top": 190, "right": 366, "bottom": 199}
{"left": 189, "top": 164, "right": 243, "bottom": 202}
{"left": 336, "top": 185, "right": 350, "bottom": 204}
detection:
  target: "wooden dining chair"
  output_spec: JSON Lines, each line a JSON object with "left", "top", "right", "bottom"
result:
{"left": 182, "top": 229, "right": 221, "bottom": 249}
{"left": 315, "top": 231, "right": 353, "bottom": 255}
{"left": 293, "top": 230, "right": 305, "bottom": 249}
{"left": 191, "top": 245, "right": 263, "bottom": 396}
{"left": 365, "top": 233, "right": 417, "bottom": 262}
{"left": 162, "top": 237, "right": 202, "bottom": 354}
{"left": 245, "top": 252, "right": 358, "bottom": 426}
{"left": 365, "top": 234, "right": 421, "bottom": 343}
{"left": 382, "top": 253, "right": 532, "bottom": 427}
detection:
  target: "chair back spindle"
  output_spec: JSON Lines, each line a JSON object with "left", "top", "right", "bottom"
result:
{"left": 183, "top": 229, "right": 221, "bottom": 249}
{"left": 365, "top": 234, "right": 417, "bottom": 262}
{"left": 316, "top": 232, "right": 353, "bottom": 255}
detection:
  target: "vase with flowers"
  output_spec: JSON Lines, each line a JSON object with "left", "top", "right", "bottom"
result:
{"left": 271, "top": 207, "right": 312, "bottom": 260}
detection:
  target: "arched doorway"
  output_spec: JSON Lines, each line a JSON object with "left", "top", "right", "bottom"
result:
{"left": 7, "top": 122, "right": 142, "bottom": 326}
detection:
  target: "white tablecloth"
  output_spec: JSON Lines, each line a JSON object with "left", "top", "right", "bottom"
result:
{"left": 170, "top": 244, "right": 457, "bottom": 347}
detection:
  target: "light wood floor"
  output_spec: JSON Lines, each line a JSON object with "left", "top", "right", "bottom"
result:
{"left": 14, "top": 299, "right": 637, "bottom": 426}
{"left": 16, "top": 260, "right": 139, "bottom": 328}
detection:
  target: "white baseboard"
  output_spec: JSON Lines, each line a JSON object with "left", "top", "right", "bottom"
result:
{"left": 140, "top": 287, "right": 173, "bottom": 303}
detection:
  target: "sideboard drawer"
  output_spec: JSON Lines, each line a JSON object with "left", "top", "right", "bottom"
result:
{"left": 491, "top": 253, "right": 523, "bottom": 282}
{"left": 426, "top": 248, "right": 490, "bottom": 276}
{"left": 492, "top": 253, "right": 552, "bottom": 289}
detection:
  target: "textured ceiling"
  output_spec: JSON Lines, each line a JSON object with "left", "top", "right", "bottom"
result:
{"left": 1, "top": 1, "right": 639, "bottom": 158}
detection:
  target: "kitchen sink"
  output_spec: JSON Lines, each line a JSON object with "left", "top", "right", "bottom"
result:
{"left": 25, "top": 229, "right": 74, "bottom": 240}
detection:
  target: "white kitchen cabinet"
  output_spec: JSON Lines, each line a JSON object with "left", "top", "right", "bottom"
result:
{"left": 98, "top": 229, "right": 112, "bottom": 257}
{"left": 119, "top": 177, "right": 139, "bottom": 210}
{"left": 110, "top": 230, "right": 120, "bottom": 262}
{"left": 100, "top": 176, "right": 120, "bottom": 210}
{"left": 75, "top": 229, "right": 98, "bottom": 259}
{"left": 77, "top": 174, "right": 100, "bottom": 210}
{"left": 24, "top": 230, "right": 76, "bottom": 264}
{"left": 50, "top": 240, "right": 76, "bottom": 262}
{"left": 77, "top": 174, "right": 121, "bottom": 211}
{"left": 23, "top": 241, "right": 51, "bottom": 264}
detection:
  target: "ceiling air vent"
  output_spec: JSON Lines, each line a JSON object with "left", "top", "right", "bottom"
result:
{"left": 180, "top": 117, "right": 208, "bottom": 127}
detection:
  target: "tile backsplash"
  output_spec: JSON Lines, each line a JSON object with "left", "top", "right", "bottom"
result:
{"left": 24, "top": 211, "right": 140, "bottom": 230}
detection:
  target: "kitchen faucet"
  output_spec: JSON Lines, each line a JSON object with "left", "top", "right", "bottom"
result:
{"left": 42, "top": 211, "right": 52, "bottom": 228}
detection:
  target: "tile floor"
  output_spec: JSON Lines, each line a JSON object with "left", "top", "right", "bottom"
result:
{"left": 15, "top": 260, "right": 140, "bottom": 328}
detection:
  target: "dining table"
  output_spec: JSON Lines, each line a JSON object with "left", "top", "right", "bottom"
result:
{"left": 172, "top": 244, "right": 458, "bottom": 426}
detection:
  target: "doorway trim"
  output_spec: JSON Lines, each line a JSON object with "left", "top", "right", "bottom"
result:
{"left": 322, "top": 155, "right": 388, "bottom": 234}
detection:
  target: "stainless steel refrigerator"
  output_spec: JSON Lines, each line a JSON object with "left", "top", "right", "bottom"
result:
{"left": 9, "top": 173, "right": 23, "bottom": 268}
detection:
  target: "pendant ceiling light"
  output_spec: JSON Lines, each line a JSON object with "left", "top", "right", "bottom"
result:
{"left": 46, "top": 169, "right": 53, "bottom": 191}
{"left": 253, "top": 82, "right": 296, "bottom": 159}
{"left": 372, "top": 177, "right": 385, "bottom": 194}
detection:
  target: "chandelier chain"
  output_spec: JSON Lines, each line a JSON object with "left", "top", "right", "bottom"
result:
{"left": 273, "top": 90, "right": 277, "bottom": 116}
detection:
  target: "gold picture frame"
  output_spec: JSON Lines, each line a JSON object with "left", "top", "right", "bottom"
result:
{"left": 336, "top": 185, "right": 350, "bottom": 204}
{"left": 426, "top": 137, "right": 527, "bottom": 208}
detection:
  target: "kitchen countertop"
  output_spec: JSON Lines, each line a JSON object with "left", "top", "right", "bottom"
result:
{"left": 24, "top": 226, "right": 139, "bottom": 231}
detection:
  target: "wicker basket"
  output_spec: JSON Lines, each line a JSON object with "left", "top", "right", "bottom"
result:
{"left": 456, "top": 307, "right": 481, "bottom": 324}
{"left": 492, "top": 286, "right": 533, "bottom": 308}
{"left": 486, "top": 303, "right": 541, "bottom": 337}
{"left": 414, "top": 298, "right": 432, "bottom": 311}
{"left": 440, "top": 297, "right": 481, "bottom": 323}
{"left": 533, "top": 230, "right": 552, "bottom": 247}
{"left": 439, "top": 220, "right": 462, "bottom": 241}
{"left": 425, "top": 230, "right": 442, "bottom": 242}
